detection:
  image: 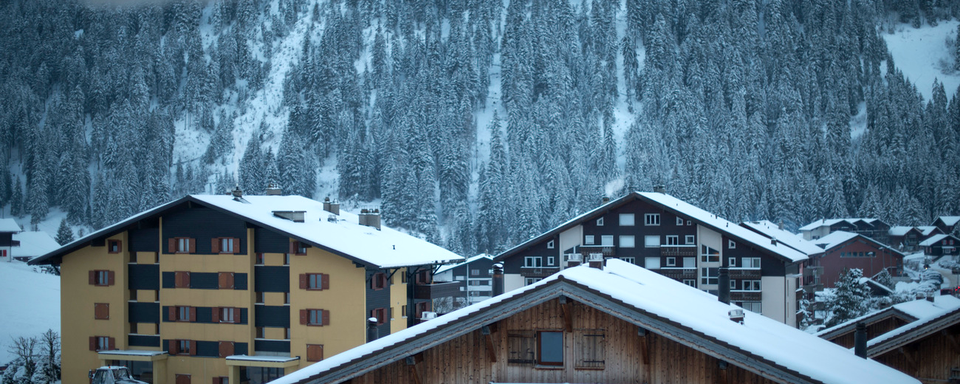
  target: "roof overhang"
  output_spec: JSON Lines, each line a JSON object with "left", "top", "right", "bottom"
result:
{"left": 867, "top": 308, "right": 960, "bottom": 358}
{"left": 97, "top": 350, "right": 168, "bottom": 362}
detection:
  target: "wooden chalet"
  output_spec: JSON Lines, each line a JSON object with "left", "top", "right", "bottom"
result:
{"left": 809, "top": 231, "right": 905, "bottom": 289}
{"left": 933, "top": 216, "right": 960, "bottom": 235}
{"left": 920, "top": 234, "right": 960, "bottom": 258}
{"left": 867, "top": 300, "right": 960, "bottom": 382}
{"left": 816, "top": 295, "right": 960, "bottom": 349}
{"left": 888, "top": 226, "right": 944, "bottom": 253}
{"left": 271, "top": 260, "right": 916, "bottom": 384}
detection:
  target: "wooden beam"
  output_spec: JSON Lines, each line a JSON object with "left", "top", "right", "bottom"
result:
{"left": 481, "top": 326, "right": 497, "bottom": 363}
{"left": 898, "top": 347, "right": 918, "bottom": 376}
{"left": 943, "top": 329, "right": 960, "bottom": 354}
{"left": 638, "top": 327, "right": 650, "bottom": 365}
{"left": 561, "top": 297, "right": 573, "bottom": 332}
{"left": 405, "top": 355, "right": 422, "bottom": 384}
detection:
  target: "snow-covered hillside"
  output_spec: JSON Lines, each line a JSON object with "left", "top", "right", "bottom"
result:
{"left": 883, "top": 20, "right": 960, "bottom": 101}
{"left": 0, "top": 261, "right": 60, "bottom": 365}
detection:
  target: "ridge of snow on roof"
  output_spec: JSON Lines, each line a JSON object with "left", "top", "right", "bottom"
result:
{"left": 435, "top": 254, "right": 493, "bottom": 274}
{"left": 741, "top": 220, "right": 823, "bottom": 255}
{"left": 816, "top": 295, "right": 960, "bottom": 338}
{"left": 0, "top": 218, "right": 21, "bottom": 232}
{"left": 639, "top": 193, "right": 808, "bottom": 262}
{"left": 919, "top": 234, "right": 950, "bottom": 247}
{"left": 799, "top": 218, "right": 881, "bottom": 231}
{"left": 866, "top": 296, "right": 960, "bottom": 350}
{"left": 12, "top": 231, "right": 60, "bottom": 259}
{"left": 812, "top": 231, "right": 859, "bottom": 250}
{"left": 276, "top": 260, "right": 916, "bottom": 384}
{"left": 937, "top": 216, "right": 960, "bottom": 226}
{"left": 192, "top": 195, "right": 463, "bottom": 268}
{"left": 917, "top": 226, "right": 940, "bottom": 236}
{"left": 888, "top": 226, "right": 914, "bottom": 237}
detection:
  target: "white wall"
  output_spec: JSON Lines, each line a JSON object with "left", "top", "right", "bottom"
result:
{"left": 761, "top": 276, "right": 787, "bottom": 324}
{"left": 504, "top": 273, "right": 524, "bottom": 293}
{"left": 558, "top": 226, "right": 583, "bottom": 270}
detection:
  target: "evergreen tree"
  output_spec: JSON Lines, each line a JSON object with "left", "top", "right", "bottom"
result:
{"left": 11, "top": 178, "right": 23, "bottom": 218}
{"left": 825, "top": 268, "right": 872, "bottom": 327}
{"left": 55, "top": 219, "right": 74, "bottom": 245}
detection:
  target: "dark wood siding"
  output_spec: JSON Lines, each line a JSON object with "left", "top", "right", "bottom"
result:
{"left": 162, "top": 206, "right": 247, "bottom": 254}
{"left": 128, "top": 224, "right": 159, "bottom": 252}
{"left": 128, "top": 264, "right": 160, "bottom": 290}
{"left": 254, "top": 227, "right": 290, "bottom": 253}
{"left": 254, "top": 266, "right": 289, "bottom": 292}
{"left": 366, "top": 269, "right": 392, "bottom": 337}
{"left": 873, "top": 322, "right": 960, "bottom": 381}
{"left": 828, "top": 316, "right": 911, "bottom": 348}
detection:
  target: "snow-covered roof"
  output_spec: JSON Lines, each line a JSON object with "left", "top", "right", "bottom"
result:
{"left": 0, "top": 218, "right": 20, "bottom": 233}
{"left": 275, "top": 260, "right": 917, "bottom": 384}
{"left": 31, "top": 195, "right": 463, "bottom": 269}
{"left": 917, "top": 226, "right": 941, "bottom": 236}
{"left": 226, "top": 355, "right": 300, "bottom": 362}
{"left": 435, "top": 254, "right": 493, "bottom": 274}
{"left": 815, "top": 295, "right": 960, "bottom": 340}
{"left": 799, "top": 218, "right": 882, "bottom": 231}
{"left": 638, "top": 194, "right": 810, "bottom": 262}
{"left": 812, "top": 231, "right": 859, "bottom": 250}
{"left": 866, "top": 296, "right": 960, "bottom": 357}
{"left": 919, "top": 234, "right": 952, "bottom": 247}
{"left": 936, "top": 216, "right": 960, "bottom": 226}
{"left": 11, "top": 231, "right": 59, "bottom": 259}
{"left": 740, "top": 220, "right": 824, "bottom": 256}
{"left": 887, "top": 226, "right": 914, "bottom": 237}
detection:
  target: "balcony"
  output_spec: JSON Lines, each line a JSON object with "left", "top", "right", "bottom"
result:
{"left": 729, "top": 268, "right": 761, "bottom": 279}
{"left": 802, "top": 266, "right": 823, "bottom": 278}
{"left": 414, "top": 281, "right": 465, "bottom": 300}
{"left": 660, "top": 245, "right": 696, "bottom": 257}
{"left": 730, "top": 291, "right": 762, "bottom": 301}
{"left": 658, "top": 267, "right": 696, "bottom": 280}
{"left": 520, "top": 266, "right": 560, "bottom": 278}
{"left": 571, "top": 245, "right": 616, "bottom": 257}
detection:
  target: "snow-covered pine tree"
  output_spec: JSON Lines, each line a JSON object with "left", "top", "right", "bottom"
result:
{"left": 825, "top": 268, "right": 872, "bottom": 328}
{"left": 10, "top": 177, "right": 23, "bottom": 218}
{"left": 55, "top": 219, "right": 73, "bottom": 245}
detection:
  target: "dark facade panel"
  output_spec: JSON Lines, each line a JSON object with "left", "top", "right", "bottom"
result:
{"left": 128, "top": 226, "right": 159, "bottom": 252}
{"left": 128, "top": 264, "right": 160, "bottom": 290}
{"left": 255, "top": 266, "right": 290, "bottom": 292}
{"left": 254, "top": 340, "right": 290, "bottom": 353}
{"left": 0, "top": 233, "right": 13, "bottom": 247}
{"left": 161, "top": 206, "right": 247, "bottom": 254}
{"left": 129, "top": 302, "right": 160, "bottom": 324}
{"left": 255, "top": 306, "right": 290, "bottom": 327}
{"left": 366, "top": 269, "right": 392, "bottom": 337}
{"left": 161, "top": 272, "right": 175, "bottom": 289}
{"left": 235, "top": 273, "right": 248, "bottom": 290}
{"left": 195, "top": 341, "right": 221, "bottom": 358}
{"left": 161, "top": 306, "right": 248, "bottom": 324}
{"left": 254, "top": 228, "right": 289, "bottom": 254}
{"left": 190, "top": 273, "right": 219, "bottom": 290}
{"left": 128, "top": 335, "right": 160, "bottom": 348}
{"left": 233, "top": 342, "right": 248, "bottom": 355}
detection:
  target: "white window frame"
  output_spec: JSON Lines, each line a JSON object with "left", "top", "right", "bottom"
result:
{"left": 547, "top": 240, "right": 554, "bottom": 249}
{"left": 666, "top": 235, "right": 679, "bottom": 245}
{"left": 742, "top": 280, "right": 761, "bottom": 291}
{"left": 524, "top": 277, "right": 542, "bottom": 286}
{"left": 683, "top": 279, "right": 696, "bottom": 287}
{"left": 619, "top": 213, "right": 635, "bottom": 226}
{"left": 676, "top": 217, "right": 684, "bottom": 226}
{"left": 619, "top": 257, "right": 635, "bottom": 264}
{"left": 687, "top": 220, "right": 692, "bottom": 226}
{"left": 666, "top": 257, "right": 676, "bottom": 267}
{"left": 728, "top": 240, "right": 736, "bottom": 249}
{"left": 683, "top": 257, "right": 696, "bottom": 268}
{"left": 728, "top": 257, "right": 736, "bottom": 267}
{"left": 601, "top": 235, "right": 614, "bottom": 246}
{"left": 585, "top": 235, "right": 595, "bottom": 245}
{"left": 221, "top": 238, "right": 235, "bottom": 253}
{"left": 547, "top": 256, "right": 555, "bottom": 266}
{"left": 743, "top": 257, "right": 761, "bottom": 269}
{"left": 596, "top": 217, "right": 604, "bottom": 226}
{"left": 177, "top": 238, "right": 191, "bottom": 253}
{"left": 644, "top": 213, "right": 661, "bottom": 226}
{"left": 645, "top": 257, "right": 661, "bottom": 269}
{"left": 685, "top": 235, "right": 695, "bottom": 244}
{"left": 644, "top": 235, "right": 660, "bottom": 248}
{"left": 619, "top": 235, "right": 635, "bottom": 248}
{"left": 523, "top": 256, "right": 543, "bottom": 268}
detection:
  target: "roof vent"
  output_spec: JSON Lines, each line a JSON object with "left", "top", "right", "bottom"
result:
{"left": 323, "top": 197, "right": 340, "bottom": 215}
{"left": 265, "top": 183, "right": 282, "bottom": 195}
{"left": 273, "top": 211, "right": 305, "bottom": 223}
{"left": 327, "top": 214, "right": 338, "bottom": 223}
{"left": 728, "top": 309, "right": 744, "bottom": 324}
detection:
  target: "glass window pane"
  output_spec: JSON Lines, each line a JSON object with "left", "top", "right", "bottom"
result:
{"left": 539, "top": 331, "right": 563, "bottom": 364}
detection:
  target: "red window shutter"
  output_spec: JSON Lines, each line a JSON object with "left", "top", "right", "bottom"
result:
{"left": 218, "top": 273, "right": 226, "bottom": 289}
{"left": 89, "top": 337, "right": 97, "bottom": 351}
{"left": 218, "top": 341, "right": 232, "bottom": 358}
{"left": 190, "top": 340, "right": 197, "bottom": 355}
{"left": 168, "top": 306, "right": 176, "bottom": 321}
{"left": 188, "top": 238, "right": 196, "bottom": 253}
{"left": 299, "top": 274, "right": 307, "bottom": 290}
{"left": 322, "top": 309, "right": 330, "bottom": 326}
{"left": 108, "top": 337, "right": 115, "bottom": 350}
{"left": 289, "top": 241, "right": 297, "bottom": 254}
{"left": 189, "top": 307, "right": 197, "bottom": 322}
{"left": 184, "top": 272, "right": 190, "bottom": 287}
{"left": 227, "top": 273, "right": 234, "bottom": 289}
{"left": 89, "top": 271, "right": 96, "bottom": 285}
{"left": 211, "top": 238, "right": 220, "bottom": 254}
{"left": 299, "top": 310, "right": 307, "bottom": 325}
{"left": 233, "top": 238, "right": 241, "bottom": 253}
{"left": 107, "top": 271, "right": 115, "bottom": 286}
{"left": 168, "top": 238, "right": 176, "bottom": 253}
{"left": 321, "top": 273, "right": 330, "bottom": 290}
{"left": 168, "top": 339, "right": 178, "bottom": 355}
{"left": 212, "top": 307, "right": 220, "bottom": 323}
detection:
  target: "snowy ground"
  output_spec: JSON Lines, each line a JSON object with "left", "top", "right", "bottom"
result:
{"left": 882, "top": 19, "right": 960, "bottom": 101}
{"left": 0, "top": 260, "right": 60, "bottom": 365}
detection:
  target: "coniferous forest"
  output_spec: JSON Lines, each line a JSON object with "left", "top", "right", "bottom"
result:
{"left": 1, "top": 0, "right": 959, "bottom": 256}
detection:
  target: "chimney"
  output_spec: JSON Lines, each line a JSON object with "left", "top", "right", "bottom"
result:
{"left": 601, "top": 196, "right": 610, "bottom": 205}
{"left": 770, "top": 237, "right": 778, "bottom": 245}
{"left": 854, "top": 322, "right": 867, "bottom": 358}
{"left": 927, "top": 294, "right": 935, "bottom": 303}
{"left": 322, "top": 197, "right": 340, "bottom": 215}
{"left": 728, "top": 309, "right": 744, "bottom": 324}
{"left": 232, "top": 185, "right": 243, "bottom": 198}
{"left": 778, "top": 220, "right": 784, "bottom": 230}
{"left": 492, "top": 263, "right": 504, "bottom": 297}
{"left": 718, "top": 267, "right": 730, "bottom": 304}
{"left": 359, "top": 209, "right": 381, "bottom": 230}
{"left": 588, "top": 253, "right": 604, "bottom": 269}
{"left": 653, "top": 184, "right": 666, "bottom": 194}
{"left": 265, "top": 183, "right": 282, "bottom": 195}
{"left": 367, "top": 317, "right": 379, "bottom": 342}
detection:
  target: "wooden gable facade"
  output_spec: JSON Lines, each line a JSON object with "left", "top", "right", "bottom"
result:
{"left": 817, "top": 308, "right": 917, "bottom": 349}
{"left": 811, "top": 235, "right": 904, "bottom": 288}
{"left": 867, "top": 308, "right": 960, "bottom": 382}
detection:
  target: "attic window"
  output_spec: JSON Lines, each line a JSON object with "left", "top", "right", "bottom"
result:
{"left": 273, "top": 211, "right": 306, "bottom": 223}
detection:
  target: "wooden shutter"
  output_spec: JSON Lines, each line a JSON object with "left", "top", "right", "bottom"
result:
{"left": 321, "top": 273, "right": 330, "bottom": 290}
{"left": 190, "top": 340, "right": 197, "bottom": 355}
{"left": 107, "top": 271, "right": 115, "bottom": 286}
{"left": 227, "top": 273, "right": 234, "bottom": 289}
{"left": 307, "top": 344, "right": 323, "bottom": 362}
{"left": 89, "top": 337, "right": 97, "bottom": 351}
{"left": 95, "top": 303, "right": 108, "bottom": 320}
{"left": 289, "top": 241, "right": 297, "bottom": 254}
{"left": 212, "top": 307, "right": 220, "bottom": 323}
{"left": 168, "top": 238, "right": 176, "bottom": 253}
{"left": 218, "top": 341, "right": 233, "bottom": 358}
{"left": 299, "top": 274, "right": 307, "bottom": 290}
{"left": 211, "top": 238, "right": 221, "bottom": 254}
{"left": 232, "top": 238, "right": 241, "bottom": 254}
{"left": 299, "top": 310, "right": 308, "bottom": 325}
{"left": 188, "top": 238, "right": 196, "bottom": 253}
{"left": 108, "top": 337, "right": 115, "bottom": 350}
{"left": 176, "top": 374, "right": 191, "bottom": 384}
{"left": 189, "top": 307, "right": 197, "bottom": 322}
{"left": 168, "top": 306, "right": 176, "bottom": 321}
{"left": 322, "top": 309, "right": 330, "bottom": 326}
{"left": 89, "top": 271, "right": 96, "bottom": 285}
{"left": 168, "top": 339, "right": 178, "bottom": 355}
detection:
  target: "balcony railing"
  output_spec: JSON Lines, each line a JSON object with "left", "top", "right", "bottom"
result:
{"left": 729, "top": 268, "right": 761, "bottom": 279}
{"left": 660, "top": 245, "right": 696, "bottom": 257}
{"left": 657, "top": 267, "right": 696, "bottom": 280}
{"left": 414, "top": 281, "right": 465, "bottom": 300}
{"left": 569, "top": 245, "right": 616, "bottom": 257}
{"left": 730, "top": 291, "right": 762, "bottom": 301}
{"left": 520, "top": 266, "right": 560, "bottom": 278}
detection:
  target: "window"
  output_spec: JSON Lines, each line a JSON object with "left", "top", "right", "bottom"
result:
{"left": 169, "top": 237, "right": 195, "bottom": 254}
{"left": 687, "top": 220, "right": 692, "bottom": 226}
{"left": 666, "top": 235, "right": 679, "bottom": 245}
{"left": 306, "top": 344, "right": 324, "bottom": 362}
{"left": 255, "top": 327, "right": 265, "bottom": 338}
{"left": 390, "top": 307, "right": 394, "bottom": 319}
{"left": 255, "top": 292, "right": 264, "bottom": 304}
{"left": 290, "top": 241, "right": 310, "bottom": 255}
{"left": 685, "top": 235, "right": 695, "bottom": 244}
{"left": 213, "top": 238, "right": 239, "bottom": 254}
{"left": 170, "top": 306, "right": 196, "bottom": 322}
{"left": 94, "top": 303, "right": 109, "bottom": 320}
{"left": 401, "top": 305, "right": 408, "bottom": 318}
{"left": 108, "top": 240, "right": 121, "bottom": 254}
{"left": 215, "top": 307, "right": 239, "bottom": 324}
{"left": 742, "top": 280, "right": 761, "bottom": 291}
{"left": 596, "top": 217, "right": 604, "bottom": 226}
{"left": 739, "top": 302, "right": 762, "bottom": 313}
{"left": 645, "top": 257, "right": 661, "bottom": 269}
{"left": 547, "top": 240, "right": 555, "bottom": 249}
{"left": 619, "top": 235, "right": 635, "bottom": 248}
{"left": 89, "top": 270, "right": 114, "bottom": 286}
{"left": 644, "top": 213, "right": 660, "bottom": 226}
{"left": 371, "top": 273, "right": 388, "bottom": 290}
{"left": 730, "top": 279, "right": 737, "bottom": 290}
{"left": 174, "top": 271, "right": 190, "bottom": 288}
{"left": 683, "top": 257, "right": 696, "bottom": 268}
{"left": 284, "top": 253, "right": 290, "bottom": 265}
{"left": 676, "top": 217, "right": 684, "bottom": 226}
{"left": 620, "top": 257, "right": 635, "bottom": 264}
{"left": 255, "top": 253, "right": 265, "bottom": 265}
{"left": 701, "top": 267, "right": 719, "bottom": 285}
{"left": 666, "top": 257, "right": 676, "bottom": 267}
{"left": 129, "top": 322, "right": 138, "bottom": 334}
{"left": 301, "top": 309, "right": 330, "bottom": 326}
{"left": 601, "top": 235, "right": 614, "bottom": 246}
{"left": 175, "top": 374, "right": 191, "bottom": 384}
{"left": 683, "top": 279, "right": 696, "bottom": 287}
{"left": 218, "top": 342, "right": 235, "bottom": 358}
{"left": 371, "top": 308, "right": 387, "bottom": 325}
{"left": 89, "top": 336, "right": 115, "bottom": 351}
{"left": 547, "top": 256, "right": 555, "bottom": 266}
{"left": 644, "top": 235, "right": 660, "bottom": 248}
{"left": 728, "top": 240, "right": 736, "bottom": 249}
{"left": 300, "top": 273, "right": 330, "bottom": 290}
{"left": 585, "top": 235, "right": 595, "bottom": 245}
{"left": 524, "top": 277, "right": 542, "bottom": 286}
{"left": 700, "top": 246, "right": 719, "bottom": 263}
{"left": 728, "top": 257, "right": 736, "bottom": 267}
{"left": 507, "top": 331, "right": 537, "bottom": 364}
{"left": 619, "top": 213, "right": 635, "bottom": 226}
{"left": 285, "top": 292, "right": 290, "bottom": 304}
{"left": 524, "top": 256, "right": 543, "bottom": 268}
{"left": 218, "top": 272, "right": 235, "bottom": 289}
{"left": 416, "top": 301, "right": 432, "bottom": 319}
{"left": 471, "top": 268, "right": 480, "bottom": 276}
{"left": 213, "top": 378, "right": 228, "bottom": 384}
{"left": 742, "top": 257, "right": 761, "bottom": 269}
{"left": 538, "top": 331, "right": 564, "bottom": 366}
{"left": 173, "top": 340, "right": 194, "bottom": 355}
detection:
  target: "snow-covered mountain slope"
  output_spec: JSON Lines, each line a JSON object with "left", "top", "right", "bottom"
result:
{"left": 0, "top": 261, "right": 60, "bottom": 364}
{"left": 883, "top": 20, "right": 960, "bottom": 101}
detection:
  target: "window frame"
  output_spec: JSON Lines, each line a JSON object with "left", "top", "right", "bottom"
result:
{"left": 523, "top": 256, "right": 543, "bottom": 268}
{"left": 596, "top": 217, "right": 604, "bottom": 226}
{"left": 685, "top": 235, "right": 695, "bottom": 244}
{"left": 546, "top": 240, "right": 555, "bottom": 249}
{"left": 537, "top": 330, "right": 564, "bottom": 366}
{"left": 644, "top": 235, "right": 660, "bottom": 248}
{"left": 108, "top": 240, "right": 122, "bottom": 254}
{"left": 302, "top": 309, "right": 330, "bottom": 326}
{"left": 676, "top": 217, "right": 684, "bottom": 226}
{"left": 547, "top": 256, "right": 555, "bottom": 266}
{"left": 90, "top": 270, "right": 114, "bottom": 286}
{"left": 371, "top": 272, "right": 388, "bottom": 290}
{"left": 728, "top": 239, "right": 737, "bottom": 249}
{"left": 584, "top": 235, "right": 595, "bottom": 245}
{"left": 644, "top": 213, "right": 661, "bottom": 226}
{"left": 665, "top": 257, "right": 676, "bottom": 267}
{"left": 306, "top": 344, "right": 324, "bottom": 362}
{"left": 619, "top": 213, "right": 635, "bottom": 226}
{"left": 301, "top": 273, "right": 329, "bottom": 291}
{"left": 619, "top": 235, "right": 635, "bottom": 248}
{"left": 665, "top": 235, "right": 679, "bottom": 245}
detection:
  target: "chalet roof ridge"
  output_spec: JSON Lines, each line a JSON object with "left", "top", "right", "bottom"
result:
{"left": 813, "top": 231, "right": 905, "bottom": 256}
{"left": 866, "top": 305, "right": 960, "bottom": 358}
{"left": 919, "top": 233, "right": 958, "bottom": 247}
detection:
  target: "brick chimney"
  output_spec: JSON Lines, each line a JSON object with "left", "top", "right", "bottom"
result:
{"left": 322, "top": 197, "right": 340, "bottom": 215}
{"left": 265, "top": 183, "right": 282, "bottom": 195}
{"left": 359, "top": 209, "right": 381, "bottom": 230}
